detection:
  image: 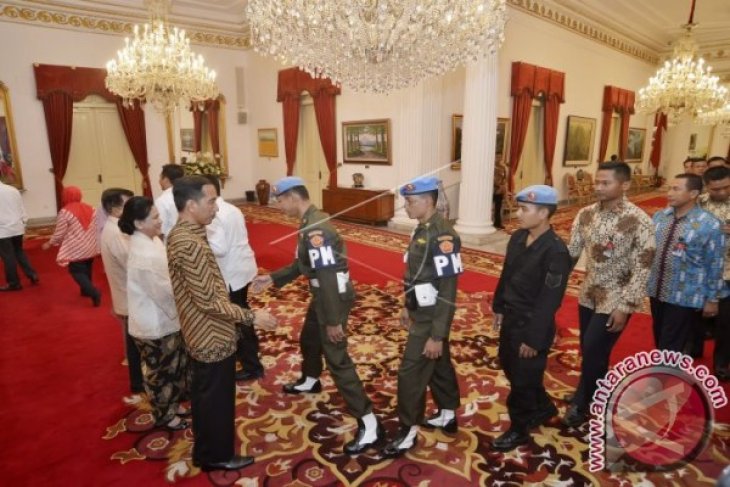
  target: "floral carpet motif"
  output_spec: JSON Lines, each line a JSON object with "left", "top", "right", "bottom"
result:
{"left": 105, "top": 278, "right": 729, "bottom": 486}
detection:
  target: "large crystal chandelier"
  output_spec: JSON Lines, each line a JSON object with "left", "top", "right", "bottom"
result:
{"left": 636, "top": 0, "right": 728, "bottom": 124}
{"left": 247, "top": 0, "right": 507, "bottom": 94}
{"left": 105, "top": 0, "right": 218, "bottom": 113}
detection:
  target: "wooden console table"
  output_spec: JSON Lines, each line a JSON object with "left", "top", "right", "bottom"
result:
{"left": 322, "top": 187, "right": 394, "bottom": 226}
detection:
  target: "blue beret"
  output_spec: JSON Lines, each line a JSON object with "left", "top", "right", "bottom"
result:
{"left": 272, "top": 176, "right": 306, "bottom": 196}
{"left": 400, "top": 176, "right": 439, "bottom": 196}
{"left": 515, "top": 185, "right": 558, "bottom": 206}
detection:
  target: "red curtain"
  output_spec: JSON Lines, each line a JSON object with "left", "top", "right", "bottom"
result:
{"left": 192, "top": 109, "right": 203, "bottom": 153}
{"left": 206, "top": 100, "right": 220, "bottom": 156}
{"left": 115, "top": 99, "right": 152, "bottom": 197}
{"left": 508, "top": 91, "right": 533, "bottom": 192}
{"left": 543, "top": 93, "right": 561, "bottom": 185}
{"left": 312, "top": 93, "right": 338, "bottom": 188}
{"left": 282, "top": 97, "right": 300, "bottom": 176}
{"left": 649, "top": 112, "right": 668, "bottom": 172}
{"left": 277, "top": 68, "right": 341, "bottom": 183}
{"left": 34, "top": 64, "right": 154, "bottom": 204}
{"left": 40, "top": 91, "right": 74, "bottom": 210}
{"left": 508, "top": 62, "right": 565, "bottom": 190}
{"left": 598, "top": 86, "right": 635, "bottom": 162}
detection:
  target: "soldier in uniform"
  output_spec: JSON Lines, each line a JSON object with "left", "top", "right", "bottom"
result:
{"left": 381, "top": 176, "right": 463, "bottom": 458}
{"left": 251, "top": 176, "right": 383, "bottom": 455}
{"left": 491, "top": 185, "right": 572, "bottom": 451}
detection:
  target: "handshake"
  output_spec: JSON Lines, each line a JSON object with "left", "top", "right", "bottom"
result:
{"left": 248, "top": 274, "right": 276, "bottom": 331}
{"left": 250, "top": 274, "right": 274, "bottom": 295}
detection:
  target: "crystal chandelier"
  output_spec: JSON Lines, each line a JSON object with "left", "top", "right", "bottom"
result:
{"left": 247, "top": 0, "right": 507, "bottom": 94}
{"left": 636, "top": 0, "right": 728, "bottom": 124}
{"left": 105, "top": 0, "right": 218, "bottom": 113}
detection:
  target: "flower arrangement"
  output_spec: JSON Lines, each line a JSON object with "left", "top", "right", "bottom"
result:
{"left": 181, "top": 152, "right": 223, "bottom": 176}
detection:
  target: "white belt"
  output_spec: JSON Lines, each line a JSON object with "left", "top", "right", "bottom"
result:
{"left": 310, "top": 271, "right": 350, "bottom": 292}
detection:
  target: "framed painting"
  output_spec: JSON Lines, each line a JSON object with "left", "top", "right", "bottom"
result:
{"left": 626, "top": 127, "right": 646, "bottom": 162}
{"left": 180, "top": 128, "right": 195, "bottom": 153}
{"left": 257, "top": 128, "right": 278, "bottom": 157}
{"left": 342, "top": 119, "right": 391, "bottom": 165}
{"left": 563, "top": 116, "right": 596, "bottom": 166}
{"left": 0, "top": 82, "right": 23, "bottom": 189}
{"left": 450, "top": 116, "right": 510, "bottom": 170}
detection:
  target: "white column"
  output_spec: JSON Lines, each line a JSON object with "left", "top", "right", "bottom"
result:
{"left": 454, "top": 52, "right": 498, "bottom": 244}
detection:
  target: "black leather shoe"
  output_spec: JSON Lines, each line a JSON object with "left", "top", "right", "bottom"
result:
{"left": 236, "top": 369, "right": 264, "bottom": 382}
{"left": 381, "top": 426, "right": 418, "bottom": 459}
{"left": 344, "top": 419, "right": 384, "bottom": 455}
{"left": 199, "top": 455, "right": 254, "bottom": 472}
{"left": 29, "top": 276, "right": 39, "bottom": 285}
{"left": 527, "top": 403, "right": 558, "bottom": 429}
{"left": 492, "top": 430, "right": 529, "bottom": 451}
{"left": 562, "top": 404, "right": 587, "bottom": 428}
{"left": 282, "top": 378, "right": 321, "bottom": 394}
{"left": 421, "top": 411, "right": 458, "bottom": 433}
{"left": 91, "top": 291, "right": 101, "bottom": 307}
{"left": 0, "top": 284, "right": 22, "bottom": 292}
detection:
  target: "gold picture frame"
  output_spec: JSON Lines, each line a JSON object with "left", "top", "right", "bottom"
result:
{"left": 0, "top": 81, "right": 24, "bottom": 189}
{"left": 257, "top": 128, "right": 279, "bottom": 157}
{"left": 563, "top": 116, "right": 596, "bottom": 166}
{"left": 450, "top": 116, "right": 510, "bottom": 170}
{"left": 626, "top": 127, "right": 646, "bottom": 162}
{"left": 342, "top": 119, "right": 391, "bottom": 165}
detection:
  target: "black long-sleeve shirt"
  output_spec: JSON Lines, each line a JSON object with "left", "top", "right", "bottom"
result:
{"left": 492, "top": 227, "right": 572, "bottom": 351}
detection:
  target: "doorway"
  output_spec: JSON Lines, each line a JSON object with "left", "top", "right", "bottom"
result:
{"left": 514, "top": 103, "right": 546, "bottom": 192}
{"left": 64, "top": 95, "right": 143, "bottom": 206}
{"left": 294, "top": 94, "right": 329, "bottom": 207}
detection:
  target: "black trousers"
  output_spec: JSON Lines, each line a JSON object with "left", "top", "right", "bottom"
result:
{"left": 650, "top": 298, "right": 699, "bottom": 352}
{"left": 715, "top": 291, "right": 730, "bottom": 371}
{"left": 67, "top": 258, "right": 99, "bottom": 298}
{"left": 493, "top": 193, "right": 504, "bottom": 228}
{"left": 229, "top": 284, "right": 263, "bottom": 374}
{"left": 573, "top": 306, "right": 627, "bottom": 412}
{"left": 684, "top": 315, "right": 713, "bottom": 358}
{"left": 191, "top": 354, "right": 236, "bottom": 465}
{"left": 498, "top": 315, "right": 552, "bottom": 433}
{"left": 122, "top": 316, "right": 144, "bottom": 393}
{"left": 0, "top": 235, "right": 37, "bottom": 286}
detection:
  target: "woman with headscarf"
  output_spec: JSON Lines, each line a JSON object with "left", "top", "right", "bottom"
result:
{"left": 42, "top": 186, "right": 101, "bottom": 305}
{"left": 118, "top": 196, "right": 189, "bottom": 431}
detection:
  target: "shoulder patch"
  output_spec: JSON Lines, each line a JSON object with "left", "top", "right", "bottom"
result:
{"left": 432, "top": 233, "right": 463, "bottom": 277}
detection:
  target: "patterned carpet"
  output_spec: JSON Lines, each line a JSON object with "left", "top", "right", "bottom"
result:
{"left": 97, "top": 202, "right": 729, "bottom": 486}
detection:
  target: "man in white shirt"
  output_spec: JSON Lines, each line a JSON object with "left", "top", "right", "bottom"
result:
{"left": 0, "top": 180, "right": 38, "bottom": 291}
{"left": 100, "top": 188, "right": 143, "bottom": 394}
{"left": 155, "top": 164, "right": 186, "bottom": 239}
{"left": 205, "top": 175, "right": 264, "bottom": 381}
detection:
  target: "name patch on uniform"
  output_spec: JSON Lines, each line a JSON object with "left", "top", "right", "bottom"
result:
{"left": 306, "top": 230, "right": 336, "bottom": 269}
{"left": 433, "top": 234, "right": 464, "bottom": 277}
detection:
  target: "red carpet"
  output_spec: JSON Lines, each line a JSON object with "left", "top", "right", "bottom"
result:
{"left": 2, "top": 214, "right": 729, "bottom": 486}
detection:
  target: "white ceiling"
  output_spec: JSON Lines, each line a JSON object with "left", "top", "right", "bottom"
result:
{"left": 6, "top": 0, "right": 730, "bottom": 79}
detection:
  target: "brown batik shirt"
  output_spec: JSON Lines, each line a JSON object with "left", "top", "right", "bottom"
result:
{"left": 167, "top": 219, "right": 254, "bottom": 363}
{"left": 568, "top": 196, "right": 656, "bottom": 314}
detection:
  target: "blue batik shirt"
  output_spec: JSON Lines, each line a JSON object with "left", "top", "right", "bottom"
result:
{"left": 647, "top": 205, "right": 726, "bottom": 308}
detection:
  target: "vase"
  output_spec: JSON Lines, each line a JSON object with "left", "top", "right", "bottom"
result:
{"left": 255, "top": 179, "right": 271, "bottom": 206}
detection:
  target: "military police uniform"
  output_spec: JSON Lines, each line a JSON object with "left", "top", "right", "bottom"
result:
{"left": 491, "top": 185, "right": 572, "bottom": 451}
{"left": 383, "top": 176, "right": 463, "bottom": 458}
{"left": 269, "top": 177, "right": 381, "bottom": 454}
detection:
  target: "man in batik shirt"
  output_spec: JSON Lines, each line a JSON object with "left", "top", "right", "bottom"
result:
{"left": 563, "top": 161, "right": 656, "bottom": 427}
